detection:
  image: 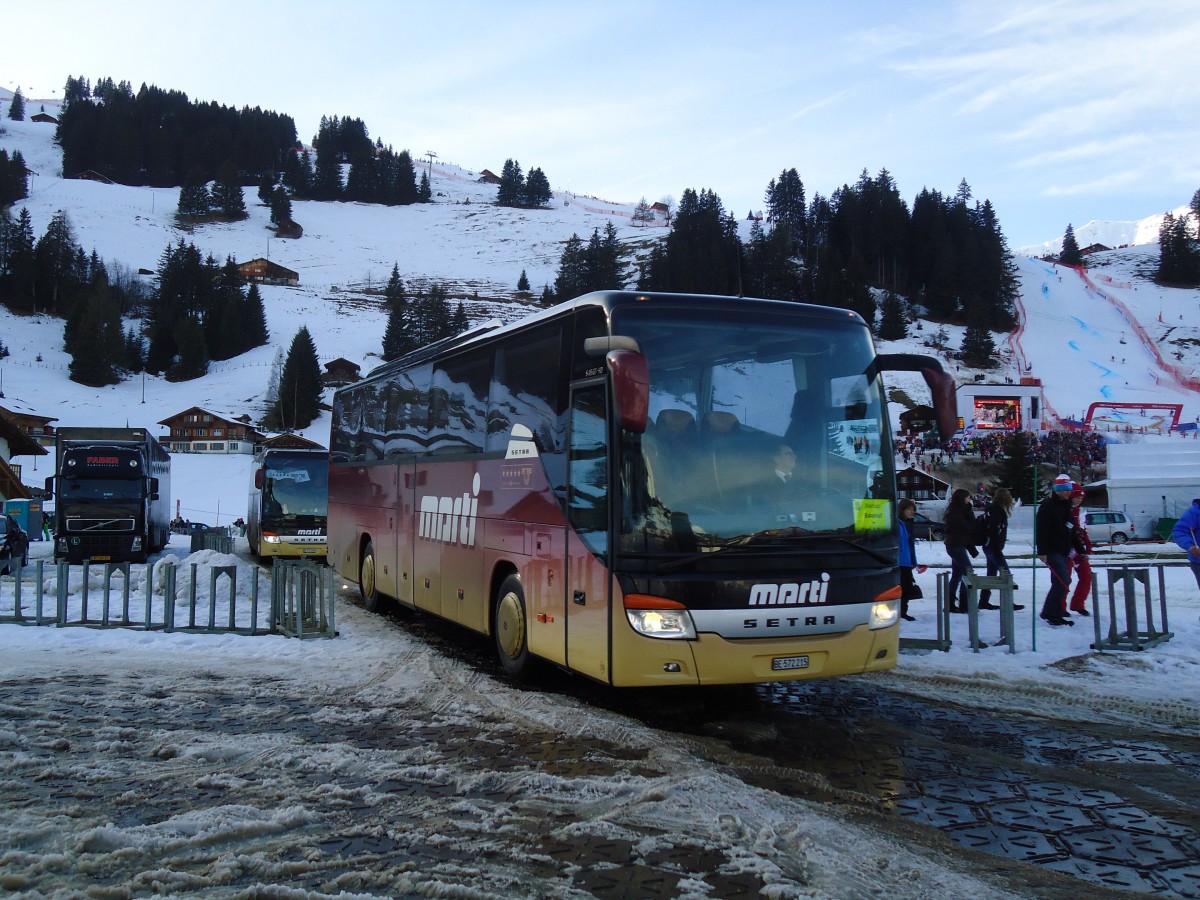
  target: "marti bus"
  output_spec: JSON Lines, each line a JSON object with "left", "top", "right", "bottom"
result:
{"left": 246, "top": 448, "right": 329, "bottom": 559}
{"left": 328, "top": 292, "right": 955, "bottom": 687}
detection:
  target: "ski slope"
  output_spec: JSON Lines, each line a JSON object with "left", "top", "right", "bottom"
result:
{"left": 1010, "top": 256, "right": 1200, "bottom": 431}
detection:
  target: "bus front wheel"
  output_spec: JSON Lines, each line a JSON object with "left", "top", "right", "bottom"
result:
{"left": 360, "top": 540, "right": 381, "bottom": 613}
{"left": 494, "top": 574, "right": 534, "bottom": 680}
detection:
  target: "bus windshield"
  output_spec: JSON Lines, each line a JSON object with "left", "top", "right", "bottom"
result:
{"left": 262, "top": 456, "right": 328, "bottom": 522}
{"left": 612, "top": 306, "right": 894, "bottom": 556}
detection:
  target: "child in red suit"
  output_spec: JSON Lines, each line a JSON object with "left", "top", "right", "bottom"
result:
{"left": 1067, "top": 484, "right": 1093, "bottom": 615}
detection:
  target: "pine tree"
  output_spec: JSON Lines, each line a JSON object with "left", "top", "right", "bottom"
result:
{"left": 523, "top": 167, "right": 551, "bottom": 206}
{"left": 877, "top": 291, "right": 908, "bottom": 340}
{"left": 167, "top": 316, "right": 209, "bottom": 382}
{"left": 451, "top": 301, "right": 469, "bottom": 333}
{"left": 177, "top": 166, "right": 211, "bottom": 218}
{"left": 276, "top": 326, "right": 323, "bottom": 429}
{"left": 34, "top": 210, "right": 84, "bottom": 318}
{"left": 553, "top": 234, "right": 586, "bottom": 299}
{"left": 382, "top": 297, "right": 413, "bottom": 361}
{"left": 7, "top": 87, "right": 25, "bottom": 121}
{"left": 496, "top": 159, "right": 523, "bottom": 206}
{"left": 960, "top": 306, "right": 997, "bottom": 368}
{"left": 1059, "top": 224, "right": 1083, "bottom": 265}
{"left": 632, "top": 197, "right": 654, "bottom": 226}
{"left": 245, "top": 283, "right": 269, "bottom": 348}
{"left": 211, "top": 160, "right": 248, "bottom": 220}
{"left": 993, "top": 431, "right": 1040, "bottom": 504}
{"left": 4, "top": 207, "right": 37, "bottom": 313}
{"left": 418, "top": 171, "right": 432, "bottom": 202}
{"left": 1155, "top": 212, "right": 1200, "bottom": 285}
{"left": 384, "top": 263, "right": 405, "bottom": 304}
{"left": 269, "top": 186, "right": 292, "bottom": 226}
{"left": 517, "top": 270, "right": 530, "bottom": 292}
{"left": 765, "top": 168, "right": 806, "bottom": 253}
{"left": 257, "top": 173, "right": 275, "bottom": 205}
{"left": 123, "top": 326, "right": 145, "bottom": 371}
{"left": 67, "top": 276, "right": 124, "bottom": 386}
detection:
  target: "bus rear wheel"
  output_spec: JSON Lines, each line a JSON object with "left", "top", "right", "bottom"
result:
{"left": 494, "top": 574, "right": 534, "bottom": 680}
{"left": 360, "top": 540, "right": 381, "bottom": 613}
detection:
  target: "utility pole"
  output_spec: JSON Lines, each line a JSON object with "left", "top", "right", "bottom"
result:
{"left": 424, "top": 151, "right": 437, "bottom": 176}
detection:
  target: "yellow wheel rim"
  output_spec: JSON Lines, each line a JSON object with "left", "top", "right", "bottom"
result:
{"left": 496, "top": 589, "right": 526, "bottom": 660}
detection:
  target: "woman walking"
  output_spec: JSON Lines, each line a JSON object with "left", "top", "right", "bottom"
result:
{"left": 978, "top": 488, "right": 1025, "bottom": 611}
{"left": 943, "top": 488, "right": 978, "bottom": 613}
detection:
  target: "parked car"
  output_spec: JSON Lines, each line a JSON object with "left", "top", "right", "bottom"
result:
{"left": 909, "top": 512, "right": 946, "bottom": 541}
{"left": 1083, "top": 509, "right": 1135, "bottom": 545}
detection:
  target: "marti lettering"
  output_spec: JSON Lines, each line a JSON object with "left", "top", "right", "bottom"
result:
{"left": 748, "top": 573, "right": 831, "bottom": 606}
{"left": 418, "top": 473, "right": 481, "bottom": 547}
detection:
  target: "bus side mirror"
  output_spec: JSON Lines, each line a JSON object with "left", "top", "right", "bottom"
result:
{"left": 147, "top": 477, "right": 160, "bottom": 501}
{"left": 607, "top": 349, "right": 649, "bottom": 434}
{"left": 254, "top": 468, "right": 265, "bottom": 490}
{"left": 875, "top": 353, "right": 957, "bottom": 445}
{"left": 43, "top": 476, "right": 54, "bottom": 501}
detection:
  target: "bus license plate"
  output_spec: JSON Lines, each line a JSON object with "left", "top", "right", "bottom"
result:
{"left": 772, "top": 655, "right": 809, "bottom": 671}
{"left": 93, "top": 555, "right": 111, "bottom": 561}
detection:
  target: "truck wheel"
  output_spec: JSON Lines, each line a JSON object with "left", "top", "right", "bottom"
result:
{"left": 493, "top": 574, "right": 535, "bottom": 680}
{"left": 360, "top": 540, "right": 381, "bottom": 612}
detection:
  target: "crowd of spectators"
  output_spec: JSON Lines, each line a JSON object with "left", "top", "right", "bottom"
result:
{"left": 894, "top": 427, "right": 1109, "bottom": 484}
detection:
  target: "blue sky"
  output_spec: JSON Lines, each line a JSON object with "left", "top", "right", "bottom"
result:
{"left": 4, "top": 0, "right": 1196, "bottom": 248}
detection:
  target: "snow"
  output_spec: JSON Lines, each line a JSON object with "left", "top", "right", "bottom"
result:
{"left": 2, "top": 106, "right": 1200, "bottom": 898}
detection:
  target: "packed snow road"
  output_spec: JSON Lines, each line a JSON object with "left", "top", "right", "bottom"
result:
{"left": 1, "top": 590, "right": 1198, "bottom": 898}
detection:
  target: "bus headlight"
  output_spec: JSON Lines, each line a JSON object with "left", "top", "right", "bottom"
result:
{"left": 869, "top": 600, "right": 900, "bottom": 630}
{"left": 263, "top": 532, "right": 282, "bottom": 544}
{"left": 624, "top": 594, "right": 696, "bottom": 639}
{"left": 131, "top": 537, "right": 142, "bottom": 551}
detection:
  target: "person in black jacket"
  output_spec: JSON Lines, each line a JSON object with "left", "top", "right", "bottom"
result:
{"left": 943, "top": 488, "right": 977, "bottom": 613}
{"left": 1036, "top": 475, "right": 1077, "bottom": 626}
{"left": 978, "top": 488, "right": 1025, "bottom": 611}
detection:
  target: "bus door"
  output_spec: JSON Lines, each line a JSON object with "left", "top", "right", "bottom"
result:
{"left": 412, "top": 459, "right": 444, "bottom": 618}
{"left": 394, "top": 459, "right": 417, "bottom": 607}
{"left": 565, "top": 382, "right": 612, "bottom": 681}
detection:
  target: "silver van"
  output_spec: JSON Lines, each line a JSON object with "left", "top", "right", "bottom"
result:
{"left": 1083, "top": 510, "right": 1135, "bottom": 545}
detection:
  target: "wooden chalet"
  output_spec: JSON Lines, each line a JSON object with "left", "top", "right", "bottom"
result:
{"left": 898, "top": 405, "right": 937, "bottom": 436}
{"left": 0, "top": 402, "right": 57, "bottom": 450}
{"left": 478, "top": 169, "right": 502, "bottom": 185}
{"left": 31, "top": 111, "right": 58, "bottom": 124}
{"left": 158, "top": 407, "right": 264, "bottom": 454}
{"left": 895, "top": 466, "right": 952, "bottom": 503}
{"left": 237, "top": 258, "right": 299, "bottom": 286}
{"left": 0, "top": 409, "right": 48, "bottom": 500}
{"left": 322, "top": 357, "right": 361, "bottom": 387}
{"left": 257, "top": 433, "right": 325, "bottom": 452}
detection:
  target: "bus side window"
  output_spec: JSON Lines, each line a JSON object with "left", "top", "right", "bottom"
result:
{"left": 488, "top": 324, "right": 567, "bottom": 454}
{"left": 569, "top": 385, "right": 608, "bottom": 557}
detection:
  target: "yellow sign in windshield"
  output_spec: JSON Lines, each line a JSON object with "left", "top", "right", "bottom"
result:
{"left": 853, "top": 498, "right": 891, "bottom": 532}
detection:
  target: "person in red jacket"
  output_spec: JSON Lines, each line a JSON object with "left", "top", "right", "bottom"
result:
{"left": 1067, "top": 484, "right": 1093, "bottom": 616}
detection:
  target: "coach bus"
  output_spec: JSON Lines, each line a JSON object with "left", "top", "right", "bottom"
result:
{"left": 246, "top": 448, "right": 329, "bottom": 559}
{"left": 328, "top": 291, "right": 955, "bottom": 687}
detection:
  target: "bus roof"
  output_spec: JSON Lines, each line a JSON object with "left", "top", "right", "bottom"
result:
{"left": 354, "top": 291, "right": 869, "bottom": 388}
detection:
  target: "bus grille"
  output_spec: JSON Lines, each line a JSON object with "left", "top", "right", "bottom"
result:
{"left": 66, "top": 519, "right": 136, "bottom": 532}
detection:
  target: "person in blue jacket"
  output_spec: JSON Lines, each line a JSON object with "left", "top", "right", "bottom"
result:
{"left": 1170, "top": 498, "right": 1200, "bottom": 590}
{"left": 897, "top": 498, "right": 926, "bottom": 621}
